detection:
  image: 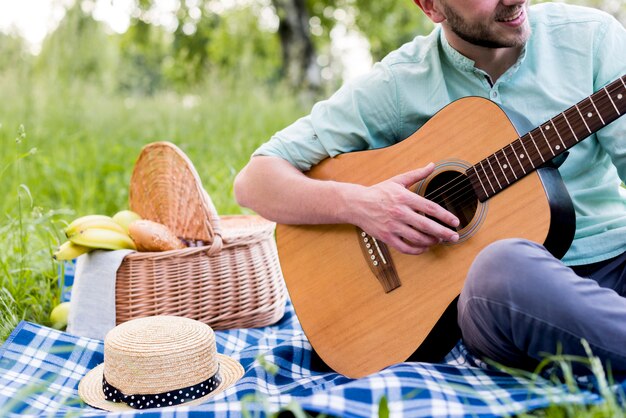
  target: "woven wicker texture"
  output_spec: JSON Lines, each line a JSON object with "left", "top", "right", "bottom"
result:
{"left": 117, "top": 142, "right": 286, "bottom": 329}
{"left": 78, "top": 316, "right": 244, "bottom": 412}
{"left": 129, "top": 141, "right": 221, "bottom": 244}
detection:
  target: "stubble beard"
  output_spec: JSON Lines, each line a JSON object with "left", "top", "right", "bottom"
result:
{"left": 442, "top": 2, "right": 531, "bottom": 49}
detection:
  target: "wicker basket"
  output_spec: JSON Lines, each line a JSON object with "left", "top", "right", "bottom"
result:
{"left": 115, "top": 141, "right": 286, "bottom": 329}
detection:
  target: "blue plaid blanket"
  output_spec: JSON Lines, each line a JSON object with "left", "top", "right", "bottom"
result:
{"left": 0, "top": 301, "right": 609, "bottom": 417}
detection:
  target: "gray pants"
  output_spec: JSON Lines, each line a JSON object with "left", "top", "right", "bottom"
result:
{"left": 458, "top": 238, "right": 626, "bottom": 372}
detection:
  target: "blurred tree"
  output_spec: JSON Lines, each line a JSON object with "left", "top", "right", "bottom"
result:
{"left": 117, "top": 18, "right": 170, "bottom": 94}
{"left": 166, "top": 1, "right": 219, "bottom": 86}
{"left": 165, "top": 2, "right": 281, "bottom": 88}
{"left": 35, "top": 3, "right": 118, "bottom": 91}
{"left": 21, "top": 0, "right": 626, "bottom": 97}
{"left": 114, "top": 0, "right": 172, "bottom": 94}
{"left": 271, "top": 0, "right": 321, "bottom": 90}
{"left": 0, "top": 34, "right": 29, "bottom": 73}
{"left": 202, "top": 7, "right": 281, "bottom": 82}
{"left": 116, "top": 0, "right": 282, "bottom": 93}
{"left": 352, "top": 0, "right": 433, "bottom": 61}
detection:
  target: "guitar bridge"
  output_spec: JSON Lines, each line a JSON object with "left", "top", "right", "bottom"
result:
{"left": 357, "top": 228, "right": 401, "bottom": 293}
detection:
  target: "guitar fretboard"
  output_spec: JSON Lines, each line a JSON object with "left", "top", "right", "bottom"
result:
{"left": 468, "top": 75, "right": 626, "bottom": 201}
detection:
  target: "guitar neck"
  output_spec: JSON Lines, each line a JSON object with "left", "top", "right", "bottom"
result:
{"left": 469, "top": 75, "right": 626, "bottom": 201}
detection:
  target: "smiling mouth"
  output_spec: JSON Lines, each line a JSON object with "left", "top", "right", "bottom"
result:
{"left": 496, "top": 8, "right": 523, "bottom": 22}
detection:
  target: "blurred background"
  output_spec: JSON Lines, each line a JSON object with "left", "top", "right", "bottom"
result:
{"left": 0, "top": 0, "right": 624, "bottom": 337}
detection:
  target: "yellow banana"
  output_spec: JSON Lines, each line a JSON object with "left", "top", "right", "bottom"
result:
{"left": 112, "top": 210, "right": 142, "bottom": 233}
{"left": 65, "top": 214, "right": 110, "bottom": 231}
{"left": 69, "top": 228, "right": 137, "bottom": 251}
{"left": 65, "top": 215, "right": 126, "bottom": 238}
{"left": 53, "top": 241, "right": 92, "bottom": 261}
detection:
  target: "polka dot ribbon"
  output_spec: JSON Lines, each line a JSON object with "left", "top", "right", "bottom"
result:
{"left": 102, "top": 367, "right": 222, "bottom": 409}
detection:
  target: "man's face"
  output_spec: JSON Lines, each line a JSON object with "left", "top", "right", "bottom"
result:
{"left": 439, "top": 0, "right": 531, "bottom": 49}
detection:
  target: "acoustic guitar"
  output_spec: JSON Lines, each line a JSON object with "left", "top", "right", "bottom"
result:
{"left": 276, "top": 75, "right": 626, "bottom": 378}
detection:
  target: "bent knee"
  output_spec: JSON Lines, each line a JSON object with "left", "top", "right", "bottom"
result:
{"left": 462, "top": 239, "right": 549, "bottom": 302}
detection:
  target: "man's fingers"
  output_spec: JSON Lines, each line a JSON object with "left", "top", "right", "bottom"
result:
{"left": 387, "top": 235, "right": 430, "bottom": 255}
{"left": 409, "top": 213, "right": 460, "bottom": 243}
{"left": 392, "top": 163, "right": 435, "bottom": 188}
{"left": 395, "top": 224, "right": 441, "bottom": 247}
{"left": 411, "top": 194, "right": 460, "bottom": 230}
{"left": 391, "top": 190, "right": 459, "bottom": 232}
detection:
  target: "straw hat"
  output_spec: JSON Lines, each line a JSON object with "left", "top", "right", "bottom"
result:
{"left": 79, "top": 316, "right": 244, "bottom": 411}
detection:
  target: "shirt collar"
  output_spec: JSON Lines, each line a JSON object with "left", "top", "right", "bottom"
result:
{"left": 438, "top": 25, "right": 528, "bottom": 81}
{"left": 439, "top": 27, "right": 476, "bottom": 72}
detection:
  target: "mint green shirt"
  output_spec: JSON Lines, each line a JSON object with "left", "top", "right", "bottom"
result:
{"left": 254, "top": 3, "right": 626, "bottom": 266}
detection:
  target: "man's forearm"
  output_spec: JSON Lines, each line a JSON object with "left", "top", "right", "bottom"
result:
{"left": 234, "top": 155, "right": 360, "bottom": 225}
{"left": 235, "top": 156, "right": 459, "bottom": 254}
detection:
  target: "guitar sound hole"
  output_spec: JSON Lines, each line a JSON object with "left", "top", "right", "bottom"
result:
{"left": 422, "top": 171, "right": 478, "bottom": 231}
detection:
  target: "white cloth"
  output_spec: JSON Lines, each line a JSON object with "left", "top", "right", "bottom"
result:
{"left": 67, "top": 249, "right": 134, "bottom": 340}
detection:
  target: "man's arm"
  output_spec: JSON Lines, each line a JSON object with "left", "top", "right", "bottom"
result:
{"left": 234, "top": 156, "right": 460, "bottom": 255}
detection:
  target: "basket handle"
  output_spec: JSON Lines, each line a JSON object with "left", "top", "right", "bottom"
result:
{"left": 201, "top": 188, "right": 224, "bottom": 254}
{"left": 130, "top": 141, "right": 224, "bottom": 245}
{"left": 205, "top": 236, "right": 223, "bottom": 255}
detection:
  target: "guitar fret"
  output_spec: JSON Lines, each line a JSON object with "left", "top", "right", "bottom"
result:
{"left": 479, "top": 160, "right": 497, "bottom": 194}
{"left": 574, "top": 104, "right": 592, "bottom": 134}
{"left": 468, "top": 75, "right": 625, "bottom": 202}
{"left": 549, "top": 120, "right": 566, "bottom": 150}
{"left": 604, "top": 86, "right": 621, "bottom": 115}
{"left": 590, "top": 96, "right": 606, "bottom": 125}
{"left": 486, "top": 156, "right": 503, "bottom": 190}
{"left": 501, "top": 148, "right": 518, "bottom": 180}
{"left": 509, "top": 143, "right": 524, "bottom": 175}
{"left": 615, "top": 79, "right": 626, "bottom": 100}
{"left": 562, "top": 112, "right": 579, "bottom": 142}
{"left": 527, "top": 131, "right": 545, "bottom": 163}
{"left": 495, "top": 150, "right": 510, "bottom": 184}
{"left": 579, "top": 99, "right": 606, "bottom": 132}
{"left": 511, "top": 142, "right": 527, "bottom": 174}
{"left": 518, "top": 138, "right": 534, "bottom": 169}
{"left": 472, "top": 166, "right": 489, "bottom": 198}
{"left": 538, "top": 127, "right": 556, "bottom": 157}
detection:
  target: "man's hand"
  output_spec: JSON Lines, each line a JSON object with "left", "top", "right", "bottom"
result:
{"left": 350, "top": 163, "right": 460, "bottom": 255}
{"left": 236, "top": 157, "right": 460, "bottom": 255}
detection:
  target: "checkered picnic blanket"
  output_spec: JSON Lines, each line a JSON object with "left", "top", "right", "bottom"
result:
{"left": 0, "top": 300, "right": 610, "bottom": 417}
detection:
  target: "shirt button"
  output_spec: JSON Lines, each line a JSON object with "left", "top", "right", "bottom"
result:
{"left": 491, "top": 91, "right": 498, "bottom": 99}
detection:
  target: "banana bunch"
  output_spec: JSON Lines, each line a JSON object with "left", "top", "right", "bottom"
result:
{"left": 53, "top": 211, "right": 142, "bottom": 261}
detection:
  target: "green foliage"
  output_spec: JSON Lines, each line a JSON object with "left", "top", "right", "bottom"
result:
{"left": 203, "top": 7, "right": 282, "bottom": 83}
{"left": 0, "top": 127, "right": 62, "bottom": 337}
{"left": 0, "top": 33, "right": 29, "bottom": 72}
{"left": 487, "top": 341, "right": 626, "bottom": 417}
{"left": 0, "top": 65, "right": 309, "bottom": 341}
{"left": 302, "top": 0, "right": 433, "bottom": 61}
{"left": 353, "top": 0, "right": 433, "bottom": 60}
{"left": 0, "top": 1, "right": 625, "bottom": 415}
{"left": 35, "top": 4, "right": 118, "bottom": 92}
{"left": 117, "top": 19, "right": 170, "bottom": 94}
{"left": 378, "top": 395, "right": 390, "bottom": 418}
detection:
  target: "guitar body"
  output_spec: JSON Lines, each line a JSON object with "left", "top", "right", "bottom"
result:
{"left": 276, "top": 97, "right": 575, "bottom": 378}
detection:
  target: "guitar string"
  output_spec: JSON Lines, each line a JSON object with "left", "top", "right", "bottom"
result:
{"left": 420, "top": 97, "right": 613, "bottom": 208}
{"left": 369, "top": 79, "right": 625, "bottom": 233}
{"left": 420, "top": 87, "right": 615, "bottom": 205}
{"left": 420, "top": 97, "right": 616, "bottom": 214}
{"left": 466, "top": 80, "right": 626, "bottom": 194}
{"left": 417, "top": 81, "right": 625, "bottom": 212}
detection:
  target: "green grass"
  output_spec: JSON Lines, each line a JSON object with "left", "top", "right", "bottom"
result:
{"left": 0, "top": 69, "right": 309, "bottom": 337}
{"left": 1, "top": 67, "right": 625, "bottom": 418}
{"left": 492, "top": 342, "right": 626, "bottom": 417}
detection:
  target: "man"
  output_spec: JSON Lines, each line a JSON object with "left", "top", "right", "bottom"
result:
{"left": 234, "top": 0, "right": 626, "bottom": 373}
